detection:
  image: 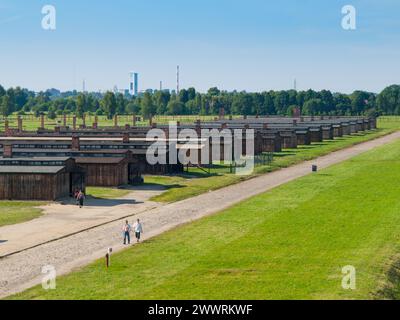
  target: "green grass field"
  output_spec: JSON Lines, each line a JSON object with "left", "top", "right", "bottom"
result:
{"left": 10, "top": 133, "right": 400, "bottom": 300}
{"left": 0, "top": 202, "right": 46, "bottom": 227}
{"left": 145, "top": 118, "right": 400, "bottom": 203}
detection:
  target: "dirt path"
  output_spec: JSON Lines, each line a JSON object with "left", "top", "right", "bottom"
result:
{"left": 1, "top": 131, "right": 399, "bottom": 298}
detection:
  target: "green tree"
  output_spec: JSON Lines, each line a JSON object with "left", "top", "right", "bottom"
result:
{"left": 350, "top": 91, "right": 369, "bottom": 115}
{"left": 140, "top": 92, "right": 156, "bottom": 119}
{"left": 377, "top": 85, "right": 400, "bottom": 115}
{"left": 48, "top": 108, "right": 57, "bottom": 119}
{"left": 0, "top": 95, "right": 14, "bottom": 117}
{"left": 116, "top": 93, "right": 127, "bottom": 114}
{"left": 303, "top": 99, "right": 324, "bottom": 115}
{"left": 167, "top": 99, "right": 185, "bottom": 115}
{"left": 0, "top": 85, "right": 5, "bottom": 97}
{"left": 76, "top": 93, "right": 86, "bottom": 117}
{"left": 101, "top": 92, "right": 117, "bottom": 119}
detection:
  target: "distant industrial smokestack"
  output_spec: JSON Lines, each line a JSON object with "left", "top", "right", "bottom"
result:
{"left": 177, "top": 65, "right": 180, "bottom": 94}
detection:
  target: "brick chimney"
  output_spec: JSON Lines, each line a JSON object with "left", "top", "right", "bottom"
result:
{"left": 18, "top": 116, "right": 23, "bottom": 132}
{"left": 163, "top": 128, "right": 170, "bottom": 140}
{"left": 195, "top": 120, "right": 201, "bottom": 136}
{"left": 123, "top": 132, "right": 130, "bottom": 143}
{"left": 219, "top": 107, "right": 225, "bottom": 120}
{"left": 71, "top": 136, "right": 80, "bottom": 151}
{"left": 293, "top": 107, "right": 301, "bottom": 118}
{"left": 3, "top": 143, "right": 12, "bottom": 158}
{"left": 40, "top": 115, "right": 45, "bottom": 129}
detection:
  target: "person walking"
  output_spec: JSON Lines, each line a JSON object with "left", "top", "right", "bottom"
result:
{"left": 77, "top": 190, "right": 85, "bottom": 208}
{"left": 74, "top": 189, "right": 79, "bottom": 206}
{"left": 134, "top": 219, "right": 143, "bottom": 243}
{"left": 122, "top": 220, "right": 131, "bottom": 245}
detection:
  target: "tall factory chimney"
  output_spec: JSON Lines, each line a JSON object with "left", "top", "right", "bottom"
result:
{"left": 177, "top": 65, "right": 180, "bottom": 94}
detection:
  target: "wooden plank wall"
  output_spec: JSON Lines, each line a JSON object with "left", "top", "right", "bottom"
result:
{"left": 0, "top": 172, "right": 70, "bottom": 200}
{"left": 78, "top": 163, "right": 128, "bottom": 186}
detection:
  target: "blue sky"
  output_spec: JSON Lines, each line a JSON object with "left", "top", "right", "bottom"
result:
{"left": 0, "top": 0, "right": 399, "bottom": 93}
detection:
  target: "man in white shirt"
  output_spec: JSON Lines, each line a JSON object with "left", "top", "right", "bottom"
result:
{"left": 134, "top": 219, "right": 143, "bottom": 243}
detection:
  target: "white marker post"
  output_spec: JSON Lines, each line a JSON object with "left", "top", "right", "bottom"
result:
{"left": 105, "top": 248, "right": 113, "bottom": 268}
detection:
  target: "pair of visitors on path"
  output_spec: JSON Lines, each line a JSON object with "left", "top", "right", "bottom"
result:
{"left": 122, "top": 219, "right": 143, "bottom": 245}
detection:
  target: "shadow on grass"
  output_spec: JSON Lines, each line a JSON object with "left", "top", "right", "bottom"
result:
{"left": 274, "top": 152, "right": 297, "bottom": 158}
{"left": 142, "top": 182, "right": 186, "bottom": 191}
{"left": 178, "top": 171, "right": 218, "bottom": 178}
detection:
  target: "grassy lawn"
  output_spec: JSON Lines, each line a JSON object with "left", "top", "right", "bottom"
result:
{"left": 0, "top": 202, "right": 46, "bottom": 227}
{"left": 86, "top": 187, "right": 131, "bottom": 199}
{"left": 146, "top": 118, "right": 400, "bottom": 203}
{"left": 10, "top": 134, "right": 400, "bottom": 300}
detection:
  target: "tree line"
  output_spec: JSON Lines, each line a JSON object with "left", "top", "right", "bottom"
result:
{"left": 1, "top": 84, "right": 400, "bottom": 119}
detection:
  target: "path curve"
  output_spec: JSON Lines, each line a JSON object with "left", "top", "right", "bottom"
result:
{"left": 1, "top": 131, "right": 400, "bottom": 298}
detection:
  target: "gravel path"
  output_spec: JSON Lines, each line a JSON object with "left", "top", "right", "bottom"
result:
{"left": 0, "top": 186, "right": 163, "bottom": 257}
{"left": 1, "top": 131, "right": 399, "bottom": 298}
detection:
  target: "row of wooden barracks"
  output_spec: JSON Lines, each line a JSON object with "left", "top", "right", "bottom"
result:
{"left": 0, "top": 114, "right": 377, "bottom": 200}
